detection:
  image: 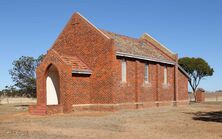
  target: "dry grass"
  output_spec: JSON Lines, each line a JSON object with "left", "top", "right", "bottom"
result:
{"left": 0, "top": 97, "right": 36, "bottom": 104}
{"left": 0, "top": 102, "right": 222, "bottom": 139}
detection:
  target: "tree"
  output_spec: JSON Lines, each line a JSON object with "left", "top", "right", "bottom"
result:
{"left": 179, "top": 57, "right": 214, "bottom": 101}
{"left": 9, "top": 55, "right": 44, "bottom": 97}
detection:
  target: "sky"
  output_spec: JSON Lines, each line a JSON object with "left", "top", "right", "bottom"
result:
{"left": 0, "top": 0, "right": 222, "bottom": 91}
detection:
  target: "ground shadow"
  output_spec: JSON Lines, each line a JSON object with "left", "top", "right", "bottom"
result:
{"left": 185, "top": 111, "right": 222, "bottom": 123}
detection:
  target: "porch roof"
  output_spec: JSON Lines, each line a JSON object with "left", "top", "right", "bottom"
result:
{"left": 61, "top": 55, "right": 92, "bottom": 74}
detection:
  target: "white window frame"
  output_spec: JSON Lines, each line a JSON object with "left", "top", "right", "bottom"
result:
{"left": 164, "top": 65, "right": 168, "bottom": 85}
{"left": 121, "top": 59, "right": 126, "bottom": 82}
{"left": 144, "top": 63, "right": 149, "bottom": 83}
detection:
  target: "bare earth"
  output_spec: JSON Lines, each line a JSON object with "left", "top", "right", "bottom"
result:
{"left": 0, "top": 102, "right": 222, "bottom": 139}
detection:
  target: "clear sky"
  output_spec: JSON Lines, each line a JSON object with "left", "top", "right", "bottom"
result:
{"left": 0, "top": 0, "right": 221, "bottom": 91}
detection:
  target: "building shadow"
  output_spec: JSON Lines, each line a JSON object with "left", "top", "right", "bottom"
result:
{"left": 185, "top": 111, "right": 222, "bottom": 123}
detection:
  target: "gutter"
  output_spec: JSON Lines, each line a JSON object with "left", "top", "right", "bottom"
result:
{"left": 116, "top": 52, "right": 175, "bottom": 65}
{"left": 72, "top": 70, "right": 92, "bottom": 75}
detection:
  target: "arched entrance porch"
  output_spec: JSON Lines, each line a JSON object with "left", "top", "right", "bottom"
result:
{"left": 46, "top": 64, "right": 60, "bottom": 105}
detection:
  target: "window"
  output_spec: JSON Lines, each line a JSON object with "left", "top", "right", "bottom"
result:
{"left": 144, "top": 63, "right": 149, "bottom": 83}
{"left": 121, "top": 59, "right": 126, "bottom": 82}
{"left": 164, "top": 65, "right": 167, "bottom": 85}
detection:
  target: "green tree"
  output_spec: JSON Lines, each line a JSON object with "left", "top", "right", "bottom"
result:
{"left": 179, "top": 57, "right": 214, "bottom": 101}
{"left": 9, "top": 55, "right": 44, "bottom": 97}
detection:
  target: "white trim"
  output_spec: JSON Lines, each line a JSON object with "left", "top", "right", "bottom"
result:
{"left": 143, "top": 33, "right": 175, "bottom": 54}
{"left": 144, "top": 63, "right": 149, "bottom": 83}
{"left": 121, "top": 58, "right": 127, "bottom": 82}
{"left": 164, "top": 65, "right": 168, "bottom": 85}
{"left": 76, "top": 12, "right": 110, "bottom": 40}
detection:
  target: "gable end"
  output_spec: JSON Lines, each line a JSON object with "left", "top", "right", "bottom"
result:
{"left": 141, "top": 33, "right": 177, "bottom": 60}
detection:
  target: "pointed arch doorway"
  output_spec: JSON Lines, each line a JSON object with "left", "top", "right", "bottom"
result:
{"left": 46, "top": 64, "right": 60, "bottom": 105}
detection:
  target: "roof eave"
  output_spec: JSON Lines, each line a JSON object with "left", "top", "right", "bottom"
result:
{"left": 177, "top": 64, "right": 190, "bottom": 78}
{"left": 116, "top": 51, "right": 175, "bottom": 65}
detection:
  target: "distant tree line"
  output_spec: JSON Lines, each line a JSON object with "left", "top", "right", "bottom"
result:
{"left": 0, "top": 86, "right": 23, "bottom": 97}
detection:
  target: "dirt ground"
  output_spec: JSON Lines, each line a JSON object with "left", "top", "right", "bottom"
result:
{"left": 0, "top": 102, "right": 222, "bottom": 139}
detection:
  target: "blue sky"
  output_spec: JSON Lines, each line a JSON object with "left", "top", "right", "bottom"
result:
{"left": 0, "top": 0, "right": 221, "bottom": 91}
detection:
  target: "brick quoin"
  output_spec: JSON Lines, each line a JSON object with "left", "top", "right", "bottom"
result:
{"left": 29, "top": 12, "right": 189, "bottom": 115}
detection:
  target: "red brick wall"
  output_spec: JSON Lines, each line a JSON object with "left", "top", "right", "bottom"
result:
{"left": 113, "top": 58, "right": 158, "bottom": 103}
{"left": 196, "top": 89, "right": 205, "bottom": 103}
{"left": 112, "top": 58, "right": 179, "bottom": 104}
{"left": 178, "top": 70, "right": 188, "bottom": 100}
{"left": 113, "top": 58, "right": 136, "bottom": 103}
{"left": 158, "top": 65, "right": 175, "bottom": 101}
{"left": 72, "top": 74, "right": 91, "bottom": 104}
{"left": 137, "top": 61, "right": 157, "bottom": 102}
{"left": 52, "top": 13, "right": 116, "bottom": 104}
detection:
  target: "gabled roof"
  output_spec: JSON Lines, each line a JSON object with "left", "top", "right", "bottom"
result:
{"left": 100, "top": 30, "right": 189, "bottom": 78}
{"left": 61, "top": 55, "right": 92, "bottom": 74}
{"left": 50, "top": 12, "right": 189, "bottom": 77}
{"left": 101, "top": 30, "right": 175, "bottom": 64}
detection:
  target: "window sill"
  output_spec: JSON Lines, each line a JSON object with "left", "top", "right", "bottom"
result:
{"left": 162, "top": 83, "right": 170, "bottom": 88}
{"left": 143, "top": 82, "right": 151, "bottom": 87}
{"left": 120, "top": 81, "right": 127, "bottom": 85}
